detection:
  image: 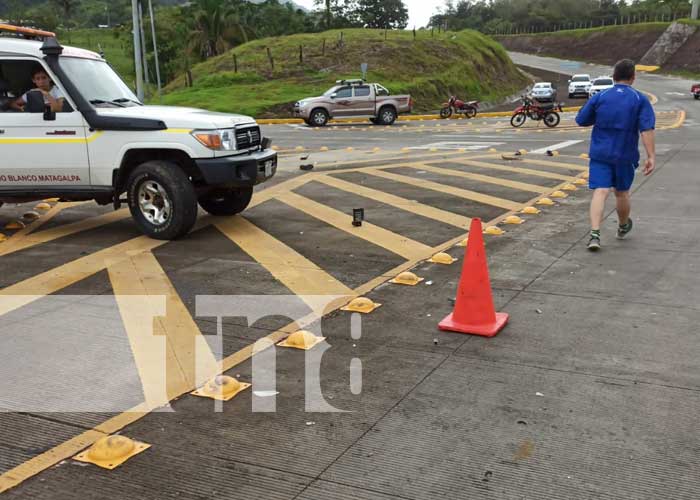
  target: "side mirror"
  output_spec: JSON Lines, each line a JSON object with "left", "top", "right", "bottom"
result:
{"left": 25, "top": 90, "right": 45, "bottom": 113}
{"left": 261, "top": 137, "right": 272, "bottom": 149}
{"left": 330, "top": 93, "right": 337, "bottom": 99}
{"left": 44, "top": 105, "right": 56, "bottom": 122}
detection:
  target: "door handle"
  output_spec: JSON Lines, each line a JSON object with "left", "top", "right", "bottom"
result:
{"left": 0, "top": 129, "right": 4, "bottom": 134}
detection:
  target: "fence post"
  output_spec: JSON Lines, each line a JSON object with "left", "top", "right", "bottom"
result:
{"left": 299, "top": 44, "right": 303, "bottom": 64}
{"left": 322, "top": 38, "right": 326, "bottom": 56}
{"left": 233, "top": 53, "right": 238, "bottom": 73}
{"left": 266, "top": 47, "right": 274, "bottom": 71}
{"left": 413, "top": 27, "right": 416, "bottom": 40}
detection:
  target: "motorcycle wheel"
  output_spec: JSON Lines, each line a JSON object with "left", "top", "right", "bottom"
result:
{"left": 439, "top": 107, "right": 452, "bottom": 119}
{"left": 544, "top": 112, "right": 560, "bottom": 128}
{"left": 464, "top": 107, "right": 477, "bottom": 119}
{"left": 510, "top": 112, "right": 526, "bottom": 128}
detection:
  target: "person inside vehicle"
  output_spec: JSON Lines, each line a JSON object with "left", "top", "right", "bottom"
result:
{"left": 10, "top": 65, "right": 65, "bottom": 112}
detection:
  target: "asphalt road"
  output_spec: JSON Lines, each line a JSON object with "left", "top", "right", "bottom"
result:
{"left": 0, "top": 53, "right": 698, "bottom": 499}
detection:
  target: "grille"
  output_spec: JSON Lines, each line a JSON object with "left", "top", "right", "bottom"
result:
{"left": 235, "top": 126, "right": 261, "bottom": 150}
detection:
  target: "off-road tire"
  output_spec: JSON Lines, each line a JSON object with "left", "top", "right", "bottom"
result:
{"left": 126, "top": 160, "right": 198, "bottom": 240}
{"left": 309, "top": 108, "right": 329, "bottom": 127}
{"left": 198, "top": 187, "right": 253, "bottom": 216}
{"left": 510, "top": 112, "right": 526, "bottom": 128}
{"left": 544, "top": 111, "right": 561, "bottom": 128}
{"left": 377, "top": 106, "right": 397, "bottom": 125}
{"left": 465, "top": 107, "right": 477, "bottom": 119}
{"left": 439, "top": 107, "right": 452, "bottom": 119}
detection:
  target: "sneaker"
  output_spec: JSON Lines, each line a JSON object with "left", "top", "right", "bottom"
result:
{"left": 587, "top": 236, "right": 601, "bottom": 251}
{"left": 617, "top": 218, "right": 633, "bottom": 239}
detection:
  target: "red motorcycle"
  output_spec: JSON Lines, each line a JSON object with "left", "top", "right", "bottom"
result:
{"left": 440, "top": 96, "right": 479, "bottom": 119}
{"left": 510, "top": 95, "right": 562, "bottom": 128}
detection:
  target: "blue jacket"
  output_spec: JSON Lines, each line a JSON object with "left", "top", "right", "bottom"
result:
{"left": 576, "top": 84, "right": 655, "bottom": 166}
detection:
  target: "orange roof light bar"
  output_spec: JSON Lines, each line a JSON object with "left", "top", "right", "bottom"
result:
{"left": 0, "top": 23, "right": 56, "bottom": 38}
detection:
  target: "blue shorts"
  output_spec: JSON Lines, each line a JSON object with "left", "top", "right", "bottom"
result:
{"left": 589, "top": 159, "right": 636, "bottom": 191}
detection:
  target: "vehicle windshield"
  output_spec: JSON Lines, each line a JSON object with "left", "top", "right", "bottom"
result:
{"left": 572, "top": 76, "right": 590, "bottom": 82}
{"left": 533, "top": 83, "right": 551, "bottom": 89}
{"left": 323, "top": 86, "right": 341, "bottom": 96}
{"left": 60, "top": 57, "right": 141, "bottom": 107}
{"left": 594, "top": 78, "right": 613, "bottom": 86}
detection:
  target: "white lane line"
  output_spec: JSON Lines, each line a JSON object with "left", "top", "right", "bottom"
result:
{"left": 530, "top": 140, "right": 583, "bottom": 155}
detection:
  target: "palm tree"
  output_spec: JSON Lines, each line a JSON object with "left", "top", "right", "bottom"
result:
{"left": 188, "top": 0, "right": 250, "bottom": 59}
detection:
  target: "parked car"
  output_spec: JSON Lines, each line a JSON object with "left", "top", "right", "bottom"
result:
{"left": 0, "top": 25, "right": 277, "bottom": 240}
{"left": 692, "top": 83, "right": 700, "bottom": 100}
{"left": 531, "top": 82, "right": 557, "bottom": 102}
{"left": 589, "top": 77, "right": 615, "bottom": 97}
{"left": 294, "top": 80, "right": 413, "bottom": 127}
{"left": 568, "top": 74, "right": 592, "bottom": 98}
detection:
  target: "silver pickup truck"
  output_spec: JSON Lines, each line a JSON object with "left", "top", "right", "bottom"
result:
{"left": 294, "top": 80, "right": 412, "bottom": 127}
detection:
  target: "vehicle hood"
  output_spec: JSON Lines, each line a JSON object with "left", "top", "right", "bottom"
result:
{"left": 297, "top": 95, "right": 328, "bottom": 106}
{"left": 94, "top": 105, "right": 257, "bottom": 129}
{"left": 570, "top": 81, "right": 591, "bottom": 87}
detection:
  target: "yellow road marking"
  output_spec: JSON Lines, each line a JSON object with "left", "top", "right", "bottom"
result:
{"left": 109, "top": 252, "right": 220, "bottom": 409}
{"left": 215, "top": 216, "right": 355, "bottom": 314}
{"left": 314, "top": 175, "right": 471, "bottom": 229}
{"left": 0, "top": 209, "right": 130, "bottom": 257}
{"left": 361, "top": 168, "right": 522, "bottom": 210}
{"left": 451, "top": 158, "right": 575, "bottom": 181}
{"left": 0, "top": 236, "right": 164, "bottom": 317}
{"left": 276, "top": 191, "right": 433, "bottom": 260}
{"left": 400, "top": 163, "right": 550, "bottom": 194}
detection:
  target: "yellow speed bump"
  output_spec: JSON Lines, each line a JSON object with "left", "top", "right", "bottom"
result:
{"left": 372, "top": 147, "right": 381, "bottom": 152}
{"left": 561, "top": 183, "right": 578, "bottom": 191}
{"left": 521, "top": 206, "right": 541, "bottom": 215}
{"left": 5, "top": 220, "right": 25, "bottom": 230}
{"left": 295, "top": 146, "right": 305, "bottom": 151}
{"left": 44, "top": 197, "right": 60, "bottom": 202}
{"left": 272, "top": 145, "right": 280, "bottom": 151}
{"left": 428, "top": 252, "right": 457, "bottom": 265}
{"left": 536, "top": 197, "right": 555, "bottom": 206}
{"left": 580, "top": 153, "right": 589, "bottom": 159}
{"left": 483, "top": 226, "right": 505, "bottom": 235}
{"left": 573, "top": 178, "right": 587, "bottom": 185}
{"left": 22, "top": 211, "right": 40, "bottom": 221}
{"left": 278, "top": 330, "right": 326, "bottom": 350}
{"left": 346, "top": 147, "right": 354, "bottom": 152}
{"left": 501, "top": 154, "right": 521, "bottom": 161}
{"left": 320, "top": 146, "right": 329, "bottom": 152}
{"left": 503, "top": 215, "right": 524, "bottom": 225}
{"left": 518, "top": 149, "right": 528, "bottom": 155}
{"left": 389, "top": 271, "right": 423, "bottom": 286}
{"left": 191, "top": 375, "right": 251, "bottom": 401}
{"left": 340, "top": 297, "right": 381, "bottom": 314}
{"left": 488, "top": 148, "right": 498, "bottom": 153}
{"left": 34, "top": 202, "right": 51, "bottom": 211}
{"left": 0, "top": 233, "right": 7, "bottom": 242}
{"left": 581, "top": 171, "right": 589, "bottom": 179}
{"left": 550, "top": 190, "right": 568, "bottom": 198}
{"left": 456, "top": 237, "right": 469, "bottom": 247}
{"left": 401, "top": 147, "right": 410, "bottom": 153}
{"left": 73, "top": 435, "right": 150, "bottom": 470}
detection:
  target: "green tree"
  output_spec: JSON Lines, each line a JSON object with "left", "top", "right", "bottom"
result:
{"left": 357, "top": 0, "right": 408, "bottom": 28}
{"left": 50, "top": 0, "right": 81, "bottom": 19}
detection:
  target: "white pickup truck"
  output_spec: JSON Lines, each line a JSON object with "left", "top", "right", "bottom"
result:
{"left": 0, "top": 26, "right": 277, "bottom": 239}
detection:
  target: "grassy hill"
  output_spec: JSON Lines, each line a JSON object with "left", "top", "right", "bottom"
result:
{"left": 160, "top": 28, "right": 529, "bottom": 117}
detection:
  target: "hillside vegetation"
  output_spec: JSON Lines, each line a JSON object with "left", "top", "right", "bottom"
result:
{"left": 496, "top": 23, "right": 671, "bottom": 66}
{"left": 160, "top": 28, "right": 529, "bottom": 117}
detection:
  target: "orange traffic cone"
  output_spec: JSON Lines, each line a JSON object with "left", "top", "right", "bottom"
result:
{"left": 438, "top": 218, "right": 509, "bottom": 337}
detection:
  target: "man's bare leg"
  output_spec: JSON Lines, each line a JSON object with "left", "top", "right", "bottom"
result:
{"left": 590, "top": 188, "right": 611, "bottom": 230}
{"left": 614, "top": 189, "right": 631, "bottom": 225}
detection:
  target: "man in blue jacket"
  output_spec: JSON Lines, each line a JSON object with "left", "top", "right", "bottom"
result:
{"left": 576, "top": 59, "right": 656, "bottom": 251}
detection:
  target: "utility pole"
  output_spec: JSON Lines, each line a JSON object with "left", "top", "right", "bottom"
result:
{"left": 131, "top": 0, "right": 144, "bottom": 101}
{"left": 692, "top": 0, "right": 699, "bottom": 20}
{"left": 147, "top": 0, "right": 162, "bottom": 101}
{"left": 138, "top": 0, "right": 150, "bottom": 96}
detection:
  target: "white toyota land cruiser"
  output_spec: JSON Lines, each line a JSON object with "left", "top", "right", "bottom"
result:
{"left": 0, "top": 26, "right": 277, "bottom": 239}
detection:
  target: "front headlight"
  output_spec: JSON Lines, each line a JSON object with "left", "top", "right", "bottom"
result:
{"left": 192, "top": 129, "right": 236, "bottom": 151}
